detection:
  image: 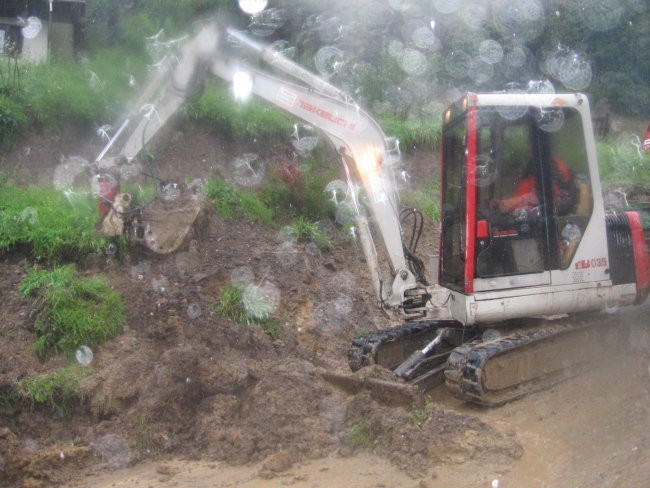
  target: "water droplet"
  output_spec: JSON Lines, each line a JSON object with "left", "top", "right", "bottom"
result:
{"left": 497, "top": 88, "right": 528, "bottom": 120}
{"left": 231, "top": 266, "right": 255, "bottom": 287}
{"left": 493, "top": 0, "right": 545, "bottom": 41}
{"left": 544, "top": 48, "right": 592, "bottom": 91}
{"left": 324, "top": 180, "right": 349, "bottom": 206}
{"left": 468, "top": 58, "right": 494, "bottom": 84}
{"left": 228, "top": 153, "right": 265, "bottom": 187}
{"left": 388, "top": 39, "right": 405, "bottom": 58}
{"left": 578, "top": 0, "right": 624, "bottom": 32}
{"left": 313, "top": 297, "right": 354, "bottom": 335}
{"left": 314, "top": 46, "right": 345, "bottom": 78}
{"left": 187, "top": 303, "right": 202, "bottom": 320}
{"left": 505, "top": 46, "right": 527, "bottom": 67}
{"left": 106, "top": 242, "right": 118, "bottom": 256}
{"left": 75, "top": 345, "right": 94, "bottom": 366}
{"left": 536, "top": 108, "right": 565, "bottom": 133}
{"left": 291, "top": 124, "right": 319, "bottom": 155}
{"left": 482, "top": 329, "right": 501, "bottom": 342}
{"left": 20, "top": 207, "right": 38, "bottom": 225}
{"left": 335, "top": 202, "right": 357, "bottom": 227}
{"left": 444, "top": 50, "right": 471, "bottom": 79}
{"left": 243, "top": 281, "right": 281, "bottom": 320}
{"left": 478, "top": 40, "right": 504, "bottom": 64}
{"left": 411, "top": 26, "right": 437, "bottom": 51}
{"left": 249, "top": 7, "right": 286, "bottom": 37}
{"left": 400, "top": 48, "right": 427, "bottom": 76}
{"left": 433, "top": 0, "right": 460, "bottom": 14}
{"left": 53, "top": 156, "right": 90, "bottom": 190}
{"left": 93, "top": 434, "right": 131, "bottom": 469}
{"left": 276, "top": 241, "right": 299, "bottom": 267}
{"left": 161, "top": 182, "right": 181, "bottom": 201}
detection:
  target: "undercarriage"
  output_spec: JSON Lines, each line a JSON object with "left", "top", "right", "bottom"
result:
{"left": 348, "top": 313, "right": 618, "bottom": 406}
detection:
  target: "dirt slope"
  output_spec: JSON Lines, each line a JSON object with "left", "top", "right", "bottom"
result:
{"left": 1, "top": 124, "right": 649, "bottom": 488}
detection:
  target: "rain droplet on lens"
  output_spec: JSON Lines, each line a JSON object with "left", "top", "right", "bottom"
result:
{"left": 75, "top": 345, "right": 94, "bottom": 366}
{"left": 106, "top": 242, "right": 118, "bottom": 255}
{"left": 187, "top": 303, "right": 202, "bottom": 319}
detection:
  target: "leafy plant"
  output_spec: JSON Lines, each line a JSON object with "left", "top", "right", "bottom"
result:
{"left": 0, "top": 184, "right": 107, "bottom": 261}
{"left": 20, "top": 265, "right": 126, "bottom": 358}
{"left": 18, "top": 365, "right": 88, "bottom": 414}
{"left": 203, "top": 177, "right": 274, "bottom": 223}
{"left": 285, "top": 217, "right": 332, "bottom": 251}
{"left": 0, "top": 93, "right": 28, "bottom": 144}
{"left": 258, "top": 154, "right": 339, "bottom": 222}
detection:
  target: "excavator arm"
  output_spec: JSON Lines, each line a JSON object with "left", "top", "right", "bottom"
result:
{"left": 95, "top": 23, "right": 422, "bottom": 313}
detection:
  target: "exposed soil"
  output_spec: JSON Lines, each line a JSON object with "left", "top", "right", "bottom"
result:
{"left": 0, "top": 122, "right": 649, "bottom": 488}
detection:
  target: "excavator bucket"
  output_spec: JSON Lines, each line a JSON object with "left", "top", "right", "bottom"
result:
{"left": 130, "top": 184, "right": 210, "bottom": 254}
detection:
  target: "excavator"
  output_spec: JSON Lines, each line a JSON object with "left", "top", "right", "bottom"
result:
{"left": 94, "top": 22, "right": 650, "bottom": 406}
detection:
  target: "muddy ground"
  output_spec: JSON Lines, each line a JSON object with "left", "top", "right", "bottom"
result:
{"left": 1, "top": 122, "right": 649, "bottom": 488}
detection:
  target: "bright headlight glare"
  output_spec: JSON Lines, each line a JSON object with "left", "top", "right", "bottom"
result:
{"left": 232, "top": 70, "right": 253, "bottom": 101}
{"left": 238, "top": 0, "right": 268, "bottom": 15}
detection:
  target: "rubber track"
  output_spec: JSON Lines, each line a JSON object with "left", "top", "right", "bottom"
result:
{"left": 444, "top": 319, "right": 599, "bottom": 406}
{"left": 348, "top": 320, "right": 457, "bottom": 371}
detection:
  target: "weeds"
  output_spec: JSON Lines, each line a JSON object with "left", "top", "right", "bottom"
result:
{"left": 20, "top": 265, "right": 126, "bottom": 358}
{"left": 215, "top": 284, "right": 281, "bottom": 339}
{"left": 346, "top": 419, "right": 372, "bottom": 449}
{"left": 203, "top": 178, "right": 274, "bottom": 224}
{"left": 285, "top": 217, "right": 333, "bottom": 251}
{"left": 597, "top": 139, "right": 650, "bottom": 190}
{"left": 134, "top": 415, "right": 163, "bottom": 457}
{"left": 414, "top": 179, "right": 441, "bottom": 223}
{"left": 185, "top": 82, "right": 294, "bottom": 143}
{"left": 18, "top": 365, "right": 88, "bottom": 414}
{"left": 0, "top": 184, "right": 107, "bottom": 262}
{"left": 410, "top": 395, "right": 432, "bottom": 429}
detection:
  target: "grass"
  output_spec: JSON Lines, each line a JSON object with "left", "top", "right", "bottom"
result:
{"left": 0, "top": 184, "right": 108, "bottom": 262}
{"left": 20, "top": 264, "right": 126, "bottom": 358}
{"left": 184, "top": 82, "right": 295, "bottom": 143}
{"left": 285, "top": 217, "right": 333, "bottom": 251}
{"left": 203, "top": 178, "right": 274, "bottom": 224}
{"left": 413, "top": 179, "right": 441, "bottom": 223}
{"left": 346, "top": 420, "right": 373, "bottom": 449}
{"left": 597, "top": 139, "right": 650, "bottom": 191}
{"left": 18, "top": 365, "right": 88, "bottom": 414}
{"left": 379, "top": 114, "right": 442, "bottom": 150}
{"left": 215, "top": 284, "right": 281, "bottom": 339}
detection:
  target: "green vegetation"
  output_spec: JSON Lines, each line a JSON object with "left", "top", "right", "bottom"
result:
{"left": 284, "top": 217, "right": 333, "bottom": 252}
{"left": 0, "top": 184, "right": 107, "bottom": 262}
{"left": 380, "top": 115, "right": 442, "bottom": 150}
{"left": 410, "top": 396, "right": 432, "bottom": 429}
{"left": 597, "top": 140, "right": 650, "bottom": 190}
{"left": 346, "top": 420, "right": 373, "bottom": 449}
{"left": 259, "top": 152, "right": 339, "bottom": 222}
{"left": 203, "top": 177, "right": 274, "bottom": 223}
{"left": 20, "top": 265, "right": 126, "bottom": 358}
{"left": 215, "top": 284, "right": 281, "bottom": 339}
{"left": 413, "top": 179, "right": 441, "bottom": 223}
{"left": 18, "top": 365, "right": 88, "bottom": 414}
{"left": 185, "top": 82, "right": 295, "bottom": 143}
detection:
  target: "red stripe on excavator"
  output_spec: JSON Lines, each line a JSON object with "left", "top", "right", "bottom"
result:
{"left": 626, "top": 211, "right": 650, "bottom": 304}
{"left": 465, "top": 106, "right": 478, "bottom": 294}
